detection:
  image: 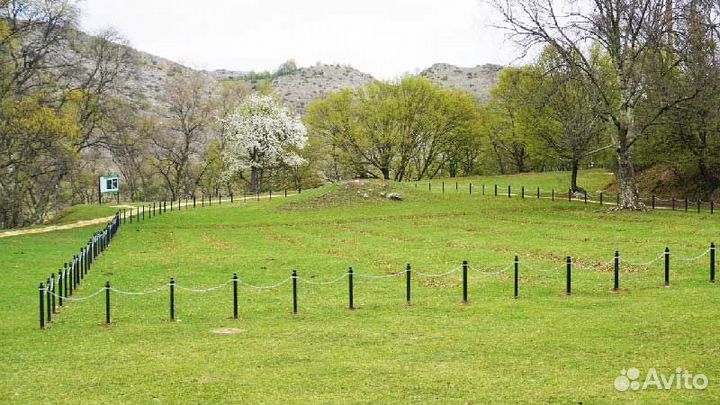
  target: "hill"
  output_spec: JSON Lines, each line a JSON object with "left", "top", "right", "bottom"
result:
{"left": 419, "top": 63, "right": 503, "bottom": 102}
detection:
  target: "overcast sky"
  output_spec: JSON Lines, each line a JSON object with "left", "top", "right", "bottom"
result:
{"left": 78, "top": 0, "right": 521, "bottom": 80}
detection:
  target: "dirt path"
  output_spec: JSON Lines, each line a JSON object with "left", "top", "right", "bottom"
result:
{"left": 0, "top": 192, "right": 299, "bottom": 239}
{"left": 0, "top": 215, "right": 117, "bottom": 239}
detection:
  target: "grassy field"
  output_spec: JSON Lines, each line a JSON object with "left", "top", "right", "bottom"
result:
{"left": 2, "top": 170, "right": 718, "bottom": 405}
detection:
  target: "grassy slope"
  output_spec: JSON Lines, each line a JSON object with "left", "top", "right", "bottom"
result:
{"left": 1, "top": 170, "right": 719, "bottom": 405}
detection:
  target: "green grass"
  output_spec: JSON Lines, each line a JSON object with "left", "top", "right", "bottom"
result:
{"left": 421, "top": 168, "right": 615, "bottom": 195}
{"left": 45, "top": 204, "right": 124, "bottom": 225}
{"left": 1, "top": 170, "right": 719, "bottom": 405}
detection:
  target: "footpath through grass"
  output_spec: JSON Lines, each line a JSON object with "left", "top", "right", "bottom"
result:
{"left": 1, "top": 170, "right": 719, "bottom": 405}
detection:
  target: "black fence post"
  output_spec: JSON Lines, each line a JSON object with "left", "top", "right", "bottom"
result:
{"left": 220, "top": 193, "right": 223, "bottom": 204}
{"left": 442, "top": 181, "right": 445, "bottom": 193}
{"left": 685, "top": 198, "right": 688, "bottom": 212}
{"left": 697, "top": 200, "right": 701, "bottom": 214}
{"left": 105, "top": 281, "right": 111, "bottom": 325}
{"left": 470, "top": 183, "right": 473, "bottom": 195}
{"left": 51, "top": 273, "right": 56, "bottom": 314}
{"left": 129, "top": 208, "right": 133, "bottom": 224}
{"left": 664, "top": 247, "right": 670, "bottom": 286}
{"left": 652, "top": 194, "right": 656, "bottom": 209}
{"left": 292, "top": 270, "right": 298, "bottom": 315}
{"left": 494, "top": 184, "right": 498, "bottom": 196}
{"left": 521, "top": 186, "right": 525, "bottom": 199}
{"left": 536, "top": 187, "right": 540, "bottom": 199}
{"left": 710, "top": 243, "right": 715, "bottom": 283}
{"left": 46, "top": 278, "right": 51, "bottom": 323}
{"left": 39, "top": 283, "right": 45, "bottom": 329}
{"left": 568, "top": 189, "right": 572, "bottom": 202}
{"left": 233, "top": 273, "right": 238, "bottom": 320}
{"left": 462, "top": 260, "right": 468, "bottom": 303}
{"left": 58, "top": 271, "right": 63, "bottom": 307}
{"left": 482, "top": 184, "right": 485, "bottom": 195}
{"left": 600, "top": 192, "right": 604, "bottom": 206}
{"left": 508, "top": 185, "right": 511, "bottom": 198}
{"left": 428, "top": 182, "right": 431, "bottom": 192}
{"left": 348, "top": 267, "right": 354, "bottom": 310}
{"left": 455, "top": 182, "right": 458, "bottom": 192}
{"left": 193, "top": 195, "right": 196, "bottom": 208}
{"left": 552, "top": 189, "right": 555, "bottom": 201}
{"left": 584, "top": 191, "right": 587, "bottom": 204}
{"left": 406, "top": 263, "right": 412, "bottom": 305}
{"left": 614, "top": 251, "right": 620, "bottom": 291}
{"left": 672, "top": 198, "right": 675, "bottom": 210}
{"left": 566, "top": 256, "right": 572, "bottom": 295}
{"left": 514, "top": 256, "right": 519, "bottom": 298}
{"left": 170, "top": 277, "right": 176, "bottom": 321}
{"left": 712, "top": 201, "right": 714, "bottom": 214}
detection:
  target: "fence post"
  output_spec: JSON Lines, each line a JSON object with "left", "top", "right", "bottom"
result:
{"left": 568, "top": 189, "right": 572, "bottom": 202}
{"left": 462, "top": 260, "right": 468, "bottom": 303}
{"left": 614, "top": 251, "right": 620, "bottom": 291}
{"left": 514, "top": 256, "right": 519, "bottom": 298}
{"left": 672, "top": 198, "right": 675, "bottom": 210}
{"left": 664, "top": 247, "right": 670, "bottom": 286}
{"left": 552, "top": 189, "right": 555, "bottom": 201}
{"left": 130, "top": 208, "right": 133, "bottom": 224}
{"left": 712, "top": 201, "right": 714, "bottom": 214}
{"left": 170, "top": 277, "right": 175, "bottom": 321}
{"left": 600, "top": 192, "right": 604, "bottom": 206}
{"left": 566, "top": 256, "right": 572, "bottom": 295}
{"left": 292, "top": 270, "right": 298, "bottom": 315}
{"left": 685, "top": 198, "right": 688, "bottom": 212}
{"left": 584, "top": 191, "right": 587, "bottom": 204}
{"left": 210, "top": 195, "right": 212, "bottom": 206}
{"left": 46, "top": 278, "right": 51, "bottom": 322}
{"left": 652, "top": 194, "right": 656, "bottom": 209}
{"left": 64, "top": 266, "right": 69, "bottom": 298}
{"left": 233, "top": 273, "right": 238, "bottom": 320}
{"left": 51, "top": 273, "right": 56, "bottom": 314}
{"left": 428, "top": 182, "right": 431, "bottom": 192}
{"left": 495, "top": 184, "right": 498, "bottom": 196}
{"left": 482, "top": 184, "right": 485, "bottom": 195}
{"left": 537, "top": 187, "right": 540, "bottom": 199}
{"left": 697, "top": 200, "right": 701, "bottom": 214}
{"left": 348, "top": 267, "right": 354, "bottom": 310}
{"left": 521, "top": 186, "right": 525, "bottom": 199}
{"left": 406, "top": 263, "right": 412, "bottom": 305}
{"left": 39, "top": 283, "right": 45, "bottom": 329}
{"left": 469, "top": 183, "right": 473, "bottom": 195}
{"left": 508, "top": 185, "right": 511, "bottom": 198}
{"left": 442, "top": 181, "right": 445, "bottom": 193}
{"left": 193, "top": 195, "right": 196, "bottom": 208}
{"left": 58, "top": 271, "right": 63, "bottom": 307}
{"left": 710, "top": 243, "right": 715, "bottom": 283}
{"left": 455, "top": 182, "right": 458, "bottom": 192}
{"left": 105, "top": 281, "right": 111, "bottom": 325}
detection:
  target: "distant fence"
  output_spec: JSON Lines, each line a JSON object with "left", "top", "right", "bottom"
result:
{"left": 36, "top": 189, "right": 298, "bottom": 329}
{"left": 417, "top": 181, "right": 718, "bottom": 214}
{"left": 39, "top": 241, "right": 717, "bottom": 329}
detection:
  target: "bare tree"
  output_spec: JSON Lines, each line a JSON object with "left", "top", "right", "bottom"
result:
{"left": 492, "top": 0, "right": 713, "bottom": 209}
{"left": 151, "top": 70, "right": 215, "bottom": 200}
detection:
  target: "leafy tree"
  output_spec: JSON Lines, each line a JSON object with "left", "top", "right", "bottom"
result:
{"left": 222, "top": 95, "right": 308, "bottom": 193}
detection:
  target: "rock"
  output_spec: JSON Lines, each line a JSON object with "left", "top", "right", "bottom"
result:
{"left": 362, "top": 193, "right": 369, "bottom": 198}
{"left": 386, "top": 193, "right": 403, "bottom": 201}
{"left": 572, "top": 191, "right": 587, "bottom": 199}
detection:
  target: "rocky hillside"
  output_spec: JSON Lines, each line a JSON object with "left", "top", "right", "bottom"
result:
{"left": 419, "top": 63, "right": 503, "bottom": 103}
{"left": 270, "top": 64, "right": 375, "bottom": 113}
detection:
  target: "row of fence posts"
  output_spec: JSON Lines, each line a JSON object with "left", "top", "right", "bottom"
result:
{"left": 38, "top": 212, "right": 121, "bottom": 329}
{"left": 64, "top": 243, "right": 716, "bottom": 328}
{"left": 419, "top": 181, "right": 717, "bottom": 214}
{"left": 119, "top": 189, "right": 301, "bottom": 225}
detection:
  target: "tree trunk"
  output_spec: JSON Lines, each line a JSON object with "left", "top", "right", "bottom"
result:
{"left": 570, "top": 159, "right": 583, "bottom": 193}
{"left": 380, "top": 167, "right": 390, "bottom": 180}
{"left": 616, "top": 140, "right": 642, "bottom": 210}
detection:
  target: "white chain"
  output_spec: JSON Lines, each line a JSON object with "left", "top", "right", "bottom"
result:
{"left": 674, "top": 249, "right": 711, "bottom": 262}
{"left": 174, "top": 279, "right": 233, "bottom": 293}
{"left": 44, "top": 287, "right": 106, "bottom": 302}
{"left": 621, "top": 252, "right": 666, "bottom": 266}
{"left": 109, "top": 285, "right": 168, "bottom": 295}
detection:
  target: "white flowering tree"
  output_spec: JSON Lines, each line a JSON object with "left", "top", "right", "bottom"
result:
{"left": 222, "top": 95, "right": 307, "bottom": 192}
